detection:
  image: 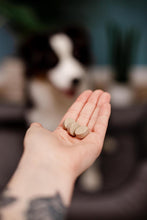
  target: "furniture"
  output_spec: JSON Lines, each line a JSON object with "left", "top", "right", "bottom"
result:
{"left": 0, "top": 103, "right": 26, "bottom": 191}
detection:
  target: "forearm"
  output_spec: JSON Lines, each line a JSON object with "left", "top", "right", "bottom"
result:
{"left": 0, "top": 90, "right": 111, "bottom": 219}
{"left": 0, "top": 151, "right": 75, "bottom": 220}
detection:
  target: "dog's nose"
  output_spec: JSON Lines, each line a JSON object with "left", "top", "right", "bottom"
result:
{"left": 72, "top": 78, "right": 81, "bottom": 87}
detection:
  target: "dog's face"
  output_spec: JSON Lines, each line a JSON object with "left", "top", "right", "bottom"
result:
{"left": 48, "top": 33, "right": 86, "bottom": 96}
{"left": 20, "top": 27, "right": 91, "bottom": 96}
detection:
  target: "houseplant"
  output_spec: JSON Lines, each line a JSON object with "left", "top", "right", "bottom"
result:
{"left": 106, "top": 23, "right": 140, "bottom": 107}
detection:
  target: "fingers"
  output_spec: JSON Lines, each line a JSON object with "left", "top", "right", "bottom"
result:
{"left": 77, "top": 90, "right": 103, "bottom": 126}
{"left": 93, "top": 102, "right": 111, "bottom": 146}
{"left": 88, "top": 92, "right": 111, "bottom": 130}
{"left": 58, "top": 90, "right": 92, "bottom": 127}
{"left": 79, "top": 102, "right": 111, "bottom": 163}
{"left": 30, "top": 122, "right": 43, "bottom": 128}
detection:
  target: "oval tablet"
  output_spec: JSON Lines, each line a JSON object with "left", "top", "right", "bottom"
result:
{"left": 63, "top": 118, "right": 75, "bottom": 130}
{"left": 67, "top": 121, "right": 80, "bottom": 136}
{"left": 75, "top": 126, "right": 89, "bottom": 139}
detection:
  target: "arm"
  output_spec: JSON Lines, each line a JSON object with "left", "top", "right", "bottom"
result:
{"left": 0, "top": 90, "right": 111, "bottom": 220}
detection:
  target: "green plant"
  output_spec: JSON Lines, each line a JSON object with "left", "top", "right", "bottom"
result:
{"left": 107, "top": 23, "right": 140, "bottom": 83}
{"left": 0, "top": 1, "right": 48, "bottom": 37}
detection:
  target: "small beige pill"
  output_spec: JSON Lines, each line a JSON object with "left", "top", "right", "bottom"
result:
{"left": 75, "top": 126, "right": 89, "bottom": 139}
{"left": 67, "top": 121, "right": 80, "bottom": 136}
{"left": 63, "top": 118, "right": 75, "bottom": 130}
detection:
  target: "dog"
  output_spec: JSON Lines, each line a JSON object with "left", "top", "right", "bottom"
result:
{"left": 19, "top": 26, "right": 93, "bottom": 130}
{"left": 19, "top": 27, "right": 105, "bottom": 192}
{"left": 0, "top": 26, "right": 102, "bottom": 192}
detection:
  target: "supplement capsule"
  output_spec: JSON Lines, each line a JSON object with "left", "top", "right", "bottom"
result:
{"left": 75, "top": 126, "right": 89, "bottom": 139}
{"left": 67, "top": 121, "right": 80, "bottom": 136}
{"left": 63, "top": 118, "right": 75, "bottom": 130}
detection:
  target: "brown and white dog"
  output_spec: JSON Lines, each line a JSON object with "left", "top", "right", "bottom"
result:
{"left": 20, "top": 27, "right": 103, "bottom": 192}
{"left": 0, "top": 26, "right": 101, "bottom": 192}
{"left": 20, "top": 27, "right": 93, "bottom": 130}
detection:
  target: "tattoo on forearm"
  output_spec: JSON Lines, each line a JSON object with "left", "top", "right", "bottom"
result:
{"left": 0, "top": 191, "right": 66, "bottom": 220}
{"left": 0, "top": 187, "right": 17, "bottom": 208}
{"left": 26, "top": 193, "right": 67, "bottom": 220}
{"left": 0, "top": 195, "right": 17, "bottom": 208}
{"left": 0, "top": 190, "right": 17, "bottom": 220}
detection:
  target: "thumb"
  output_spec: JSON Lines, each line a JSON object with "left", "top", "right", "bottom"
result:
{"left": 29, "top": 122, "right": 43, "bottom": 128}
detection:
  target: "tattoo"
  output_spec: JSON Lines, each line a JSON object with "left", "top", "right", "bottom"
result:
{"left": 0, "top": 191, "right": 17, "bottom": 220}
{"left": 0, "top": 190, "right": 66, "bottom": 220}
{"left": 0, "top": 195, "right": 17, "bottom": 208}
{"left": 26, "top": 193, "right": 67, "bottom": 220}
{"left": 0, "top": 187, "right": 17, "bottom": 207}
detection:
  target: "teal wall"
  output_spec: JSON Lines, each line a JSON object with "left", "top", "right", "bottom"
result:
{"left": 60, "top": 0, "right": 147, "bottom": 65}
{"left": 0, "top": 0, "right": 147, "bottom": 65}
{"left": 0, "top": 26, "right": 16, "bottom": 62}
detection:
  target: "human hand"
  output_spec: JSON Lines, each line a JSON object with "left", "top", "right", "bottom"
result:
{"left": 24, "top": 90, "right": 111, "bottom": 181}
{"left": 6, "top": 90, "right": 110, "bottom": 208}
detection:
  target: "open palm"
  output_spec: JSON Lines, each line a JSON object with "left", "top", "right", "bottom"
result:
{"left": 25, "top": 90, "right": 111, "bottom": 180}
{"left": 53, "top": 90, "right": 111, "bottom": 176}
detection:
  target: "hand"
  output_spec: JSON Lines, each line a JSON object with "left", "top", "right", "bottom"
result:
{"left": 24, "top": 90, "right": 111, "bottom": 180}
{"left": 7, "top": 90, "right": 111, "bottom": 207}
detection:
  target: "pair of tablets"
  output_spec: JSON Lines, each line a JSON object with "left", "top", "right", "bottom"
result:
{"left": 63, "top": 118, "right": 89, "bottom": 139}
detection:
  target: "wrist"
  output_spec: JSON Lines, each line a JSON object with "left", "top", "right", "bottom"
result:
{"left": 8, "top": 151, "right": 75, "bottom": 206}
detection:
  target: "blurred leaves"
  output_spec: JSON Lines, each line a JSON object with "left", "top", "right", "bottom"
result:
{"left": 107, "top": 23, "right": 140, "bottom": 82}
{"left": 0, "top": 1, "right": 48, "bottom": 36}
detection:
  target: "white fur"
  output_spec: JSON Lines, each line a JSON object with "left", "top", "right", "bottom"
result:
{"left": 27, "top": 74, "right": 90, "bottom": 130}
{"left": 26, "top": 33, "right": 92, "bottom": 130}
{"left": 49, "top": 34, "right": 73, "bottom": 59}
{"left": 0, "top": 34, "right": 92, "bottom": 130}
{"left": 48, "top": 34, "right": 86, "bottom": 91}
{"left": 27, "top": 79, "right": 75, "bottom": 130}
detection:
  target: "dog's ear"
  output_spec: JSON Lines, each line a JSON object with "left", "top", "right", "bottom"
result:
{"left": 63, "top": 26, "right": 92, "bottom": 66}
{"left": 19, "top": 34, "right": 58, "bottom": 78}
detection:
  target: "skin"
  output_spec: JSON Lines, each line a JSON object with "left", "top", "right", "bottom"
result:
{"left": 0, "top": 90, "right": 111, "bottom": 220}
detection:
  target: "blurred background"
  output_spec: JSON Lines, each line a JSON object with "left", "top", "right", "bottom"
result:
{"left": 0, "top": 0, "right": 147, "bottom": 219}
